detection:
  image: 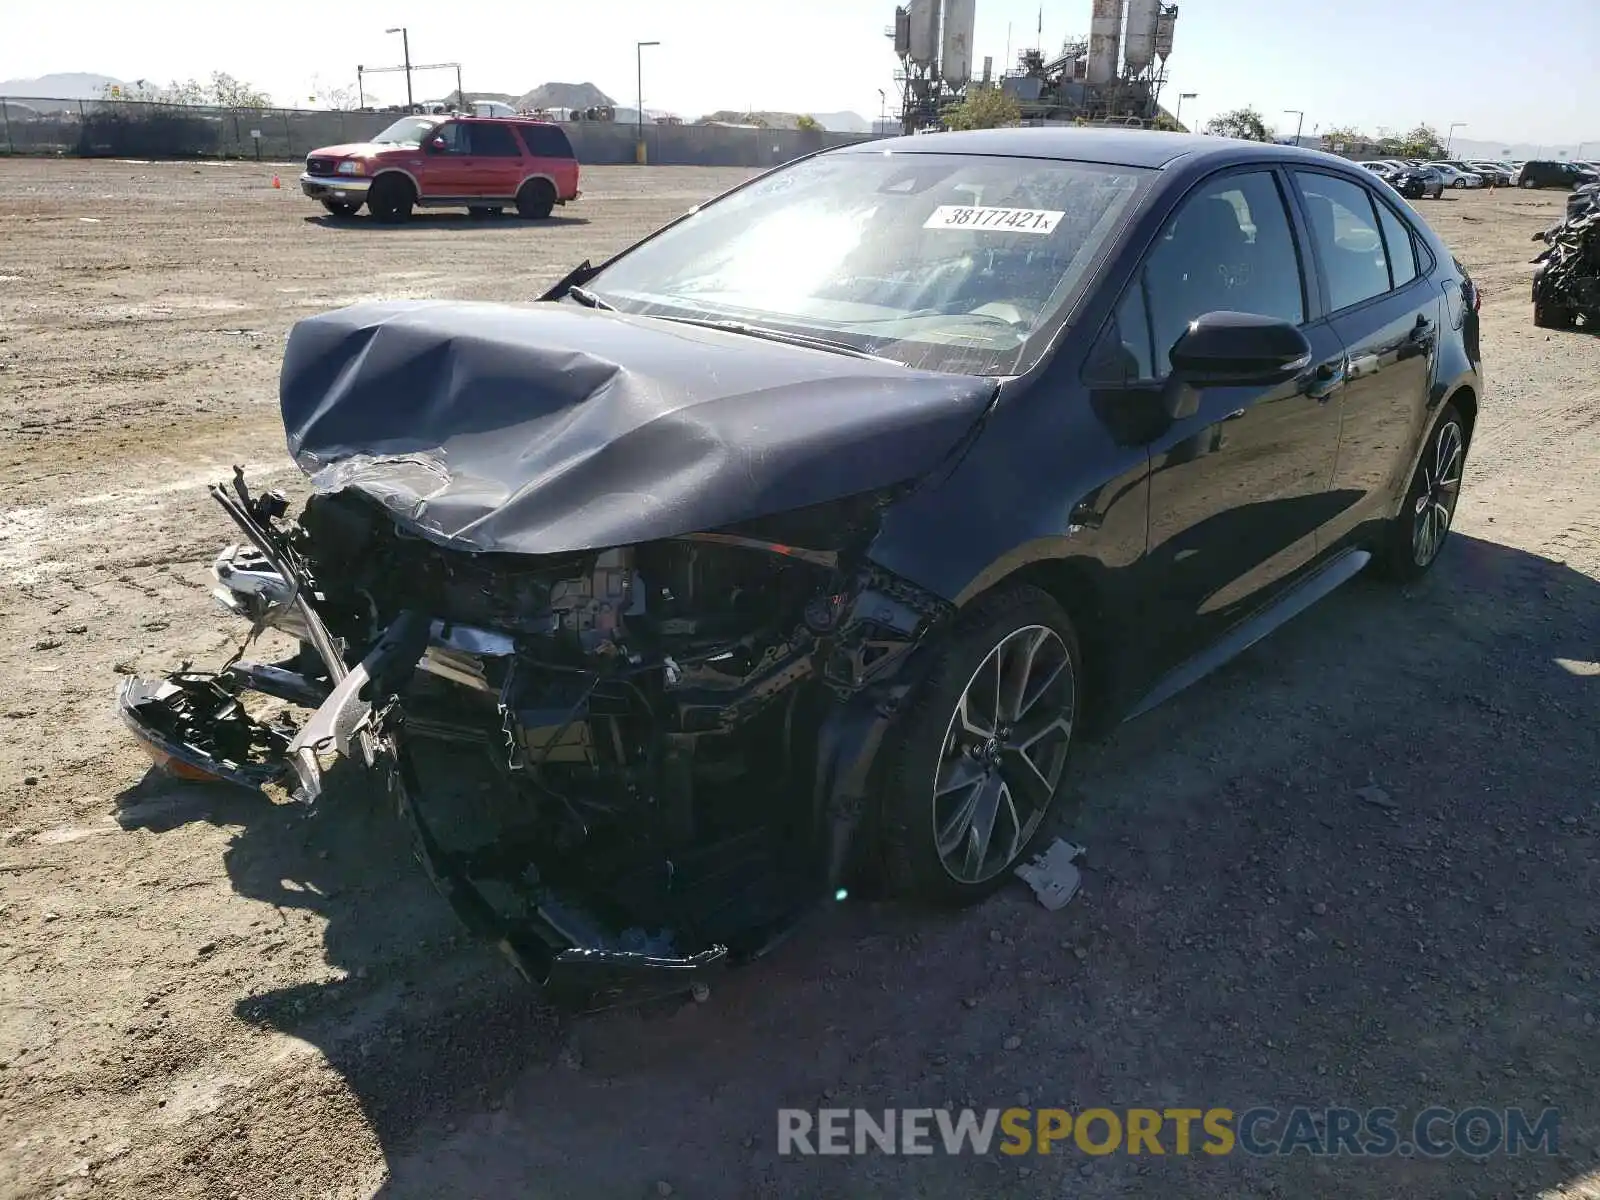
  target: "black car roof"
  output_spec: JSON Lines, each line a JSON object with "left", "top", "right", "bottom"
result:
{"left": 835, "top": 126, "right": 1347, "bottom": 171}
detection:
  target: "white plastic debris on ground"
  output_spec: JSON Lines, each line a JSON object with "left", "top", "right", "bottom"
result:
{"left": 1014, "top": 838, "right": 1085, "bottom": 910}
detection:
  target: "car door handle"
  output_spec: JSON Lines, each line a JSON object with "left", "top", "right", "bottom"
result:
{"left": 1302, "top": 360, "right": 1347, "bottom": 402}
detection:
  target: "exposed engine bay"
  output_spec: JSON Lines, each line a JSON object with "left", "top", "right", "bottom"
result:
{"left": 119, "top": 474, "right": 952, "bottom": 1010}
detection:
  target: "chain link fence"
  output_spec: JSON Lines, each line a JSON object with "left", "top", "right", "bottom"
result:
{"left": 0, "top": 97, "right": 876, "bottom": 167}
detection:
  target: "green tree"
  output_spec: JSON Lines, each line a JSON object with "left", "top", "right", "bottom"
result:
{"left": 207, "top": 72, "right": 271, "bottom": 108}
{"left": 795, "top": 114, "right": 822, "bottom": 132}
{"left": 944, "top": 86, "right": 1020, "bottom": 131}
{"left": 1150, "top": 110, "right": 1185, "bottom": 132}
{"left": 1393, "top": 123, "right": 1445, "bottom": 160}
{"left": 1204, "top": 106, "right": 1273, "bottom": 142}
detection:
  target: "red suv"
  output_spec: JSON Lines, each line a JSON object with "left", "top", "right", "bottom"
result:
{"left": 299, "top": 114, "right": 581, "bottom": 222}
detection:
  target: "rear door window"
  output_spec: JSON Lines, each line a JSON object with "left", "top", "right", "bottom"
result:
{"left": 1292, "top": 172, "right": 1391, "bottom": 312}
{"left": 1375, "top": 202, "right": 1418, "bottom": 288}
{"left": 468, "top": 122, "right": 522, "bottom": 157}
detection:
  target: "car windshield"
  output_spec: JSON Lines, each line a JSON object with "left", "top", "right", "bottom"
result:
{"left": 372, "top": 116, "right": 439, "bottom": 145}
{"left": 584, "top": 151, "right": 1150, "bottom": 376}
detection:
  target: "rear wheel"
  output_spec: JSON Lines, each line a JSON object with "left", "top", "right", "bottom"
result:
{"left": 1372, "top": 404, "right": 1466, "bottom": 582}
{"left": 321, "top": 199, "right": 362, "bottom": 218}
{"left": 516, "top": 179, "right": 556, "bottom": 220}
{"left": 1534, "top": 298, "right": 1574, "bottom": 329}
{"left": 1521, "top": 177, "right": 1537, "bottom": 189}
{"left": 878, "top": 586, "right": 1081, "bottom": 904}
{"left": 367, "top": 175, "right": 415, "bottom": 223}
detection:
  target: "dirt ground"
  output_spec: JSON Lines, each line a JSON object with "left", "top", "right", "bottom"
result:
{"left": 0, "top": 159, "right": 1596, "bottom": 1200}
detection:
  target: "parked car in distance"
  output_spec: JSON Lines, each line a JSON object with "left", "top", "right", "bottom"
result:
{"left": 1465, "top": 161, "right": 1514, "bottom": 186}
{"left": 121, "top": 128, "right": 1485, "bottom": 1009}
{"left": 1519, "top": 160, "right": 1600, "bottom": 190}
{"left": 299, "top": 114, "right": 581, "bottom": 222}
{"left": 1388, "top": 166, "right": 1445, "bottom": 201}
{"left": 1426, "top": 163, "right": 1483, "bottom": 189}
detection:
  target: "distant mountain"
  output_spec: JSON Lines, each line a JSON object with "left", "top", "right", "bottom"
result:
{"left": 0, "top": 71, "right": 124, "bottom": 99}
{"left": 516, "top": 81, "right": 616, "bottom": 112}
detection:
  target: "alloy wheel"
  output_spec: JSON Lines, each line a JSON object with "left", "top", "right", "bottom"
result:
{"left": 931, "top": 625, "right": 1075, "bottom": 884}
{"left": 1412, "top": 420, "right": 1464, "bottom": 567}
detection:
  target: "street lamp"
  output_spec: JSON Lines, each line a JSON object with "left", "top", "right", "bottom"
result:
{"left": 385, "top": 27, "right": 413, "bottom": 112}
{"left": 637, "top": 41, "right": 660, "bottom": 165}
{"left": 1284, "top": 109, "right": 1304, "bottom": 146}
{"left": 1175, "top": 91, "right": 1196, "bottom": 128}
{"left": 1446, "top": 121, "right": 1466, "bottom": 156}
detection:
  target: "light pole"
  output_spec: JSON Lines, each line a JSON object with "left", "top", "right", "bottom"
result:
{"left": 1446, "top": 121, "right": 1466, "bottom": 156}
{"left": 878, "top": 88, "right": 887, "bottom": 133}
{"left": 1175, "top": 91, "right": 1196, "bottom": 129}
{"left": 1284, "top": 109, "right": 1304, "bottom": 146}
{"left": 637, "top": 41, "right": 660, "bottom": 165}
{"left": 385, "top": 27, "right": 413, "bottom": 112}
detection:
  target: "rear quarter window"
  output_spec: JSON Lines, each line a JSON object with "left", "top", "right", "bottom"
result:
{"left": 520, "top": 125, "right": 575, "bottom": 159}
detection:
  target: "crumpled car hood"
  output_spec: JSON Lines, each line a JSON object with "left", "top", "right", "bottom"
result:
{"left": 279, "top": 300, "right": 996, "bottom": 555}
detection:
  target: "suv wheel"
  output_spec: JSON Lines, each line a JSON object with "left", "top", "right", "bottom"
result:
{"left": 1372, "top": 403, "right": 1467, "bottom": 582}
{"left": 516, "top": 179, "right": 556, "bottom": 220}
{"left": 367, "top": 175, "right": 415, "bottom": 223}
{"left": 878, "top": 585, "right": 1081, "bottom": 905}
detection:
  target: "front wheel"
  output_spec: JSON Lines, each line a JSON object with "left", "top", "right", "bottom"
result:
{"left": 1453, "top": 178, "right": 1467, "bottom": 189}
{"left": 367, "top": 175, "right": 414, "bottom": 223}
{"left": 878, "top": 586, "right": 1081, "bottom": 904}
{"left": 1372, "top": 404, "right": 1467, "bottom": 582}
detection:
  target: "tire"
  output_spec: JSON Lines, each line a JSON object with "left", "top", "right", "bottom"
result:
{"left": 367, "top": 175, "right": 415, "bottom": 223}
{"left": 321, "top": 199, "right": 362, "bottom": 218}
{"left": 516, "top": 179, "right": 556, "bottom": 220}
{"left": 878, "top": 585, "right": 1081, "bottom": 905}
{"left": 1534, "top": 298, "right": 1574, "bottom": 330}
{"left": 1521, "top": 178, "right": 1536, "bottom": 189}
{"left": 1372, "top": 403, "right": 1467, "bottom": 583}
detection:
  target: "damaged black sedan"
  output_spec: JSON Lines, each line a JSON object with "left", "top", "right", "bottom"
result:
{"left": 120, "top": 130, "right": 1483, "bottom": 1010}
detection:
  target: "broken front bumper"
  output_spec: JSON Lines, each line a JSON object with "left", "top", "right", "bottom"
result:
{"left": 117, "top": 482, "right": 732, "bottom": 1012}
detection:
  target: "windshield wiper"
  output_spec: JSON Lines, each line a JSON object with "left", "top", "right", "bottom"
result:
{"left": 567, "top": 286, "right": 614, "bottom": 310}
{"left": 651, "top": 316, "right": 898, "bottom": 363}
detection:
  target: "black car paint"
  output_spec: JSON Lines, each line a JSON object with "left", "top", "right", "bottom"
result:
{"left": 278, "top": 299, "right": 997, "bottom": 556}
{"left": 847, "top": 134, "right": 1479, "bottom": 713}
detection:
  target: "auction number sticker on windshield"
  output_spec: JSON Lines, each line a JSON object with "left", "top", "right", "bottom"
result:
{"left": 923, "top": 205, "right": 1065, "bottom": 233}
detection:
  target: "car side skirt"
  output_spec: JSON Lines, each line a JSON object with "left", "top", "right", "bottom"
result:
{"left": 1123, "top": 547, "right": 1372, "bottom": 721}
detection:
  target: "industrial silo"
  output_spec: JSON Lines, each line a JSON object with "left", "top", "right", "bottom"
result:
{"left": 940, "top": 0, "right": 976, "bottom": 84}
{"left": 1123, "top": 0, "right": 1162, "bottom": 73}
{"left": 908, "top": 0, "right": 940, "bottom": 66}
{"left": 1154, "top": 5, "right": 1179, "bottom": 60}
{"left": 1087, "top": 0, "right": 1123, "bottom": 84}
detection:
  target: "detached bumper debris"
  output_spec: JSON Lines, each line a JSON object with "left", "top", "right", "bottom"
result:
{"left": 1532, "top": 209, "right": 1600, "bottom": 330}
{"left": 1014, "top": 838, "right": 1085, "bottom": 911}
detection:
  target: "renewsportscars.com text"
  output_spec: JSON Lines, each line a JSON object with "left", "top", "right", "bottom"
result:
{"left": 777, "top": 1106, "right": 1560, "bottom": 1158}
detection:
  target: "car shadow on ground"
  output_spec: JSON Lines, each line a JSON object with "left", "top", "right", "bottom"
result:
{"left": 116, "top": 532, "right": 1600, "bottom": 1199}
{"left": 303, "top": 213, "right": 591, "bottom": 231}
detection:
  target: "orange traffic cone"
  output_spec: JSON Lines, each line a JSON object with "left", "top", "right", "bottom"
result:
{"left": 272, "top": 174, "right": 281, "bottom": 189}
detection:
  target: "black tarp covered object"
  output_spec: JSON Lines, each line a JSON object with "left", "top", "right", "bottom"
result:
{"left": 278, "top": 300, "right": 997, "bottom": 555}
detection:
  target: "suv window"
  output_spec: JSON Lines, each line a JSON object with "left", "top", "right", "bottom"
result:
{"left": 1140, "top": 170, "right": 1305, "bottom": 377}
{"left": 1293, "top": 172, "right": 1390, "bottom": 311}
{"left": 468, "top": 122, "right": 522, "bottom": 157}
{"left": 520, "top": 124, "right": 575, "bottom": 158}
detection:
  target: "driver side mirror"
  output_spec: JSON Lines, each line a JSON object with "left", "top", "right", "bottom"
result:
{"left": 1162, "top": 311, "right": 1312, "bottom": 420}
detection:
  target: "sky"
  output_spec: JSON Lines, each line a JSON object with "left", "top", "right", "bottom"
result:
{"left": 2, "top": 0, "right": 1596, "bottom": 145}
